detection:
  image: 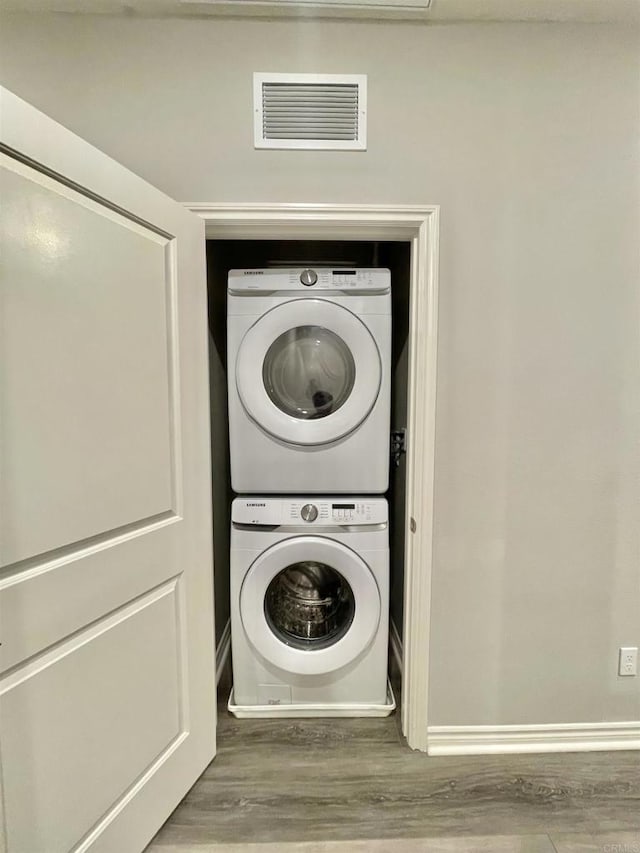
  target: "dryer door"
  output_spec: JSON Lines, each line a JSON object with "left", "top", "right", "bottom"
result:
{"left": 239, "top": 536, "right": 381, "bottom": 676}
{"left": 236, "top": 299, "right": 381, "bottom": 446}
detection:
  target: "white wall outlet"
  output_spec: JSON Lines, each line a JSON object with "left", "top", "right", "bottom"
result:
{"left": 618, "top": 647, "right": 638, "bottom": 677}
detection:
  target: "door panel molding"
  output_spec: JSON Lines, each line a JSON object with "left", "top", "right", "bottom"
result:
{"left": 0, "top": 580, "right": 184, "bottom": 852}
{"left": 0, "top": 535, "right": 182, "bottom": 673}
{"left": 191, "top": 202, "right": 439, "bottom": 752}
{"left": 0, "top": 577, "right": 181, "bottom": 693}
{"left": 0, "top": 510, "right": 179, "bottom": 580}
{"left": 1, "top": 154, "right": 178, "bottom": 566}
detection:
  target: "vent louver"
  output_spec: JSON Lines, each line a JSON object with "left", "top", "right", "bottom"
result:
{"left": 254, "top": 73, "right": 367, "bottom": 151}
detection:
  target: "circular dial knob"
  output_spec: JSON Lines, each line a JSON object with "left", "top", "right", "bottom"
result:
{"left": 300, "top": 503, "right": 318, "bottom": 523}
{"left": 300, "top": 269, "right": 318, "bottom": 287}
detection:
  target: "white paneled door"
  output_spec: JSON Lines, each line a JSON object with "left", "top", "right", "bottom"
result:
{"left": 0, "top": 88, "right": 216, "bottom": 852}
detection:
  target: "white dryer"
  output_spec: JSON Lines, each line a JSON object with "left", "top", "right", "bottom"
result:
{"left": 229, "top": 496, "right": 394, "bottom": 717}
{"left": 227, "top": 268, "right": 391, "bottom": 494}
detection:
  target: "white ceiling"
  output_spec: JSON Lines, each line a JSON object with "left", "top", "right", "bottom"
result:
{"left": 1, "top": 0, "right": 639, "bottom": 23}
{"left": 430, "top": 0, "right": 640, "bottom": 22}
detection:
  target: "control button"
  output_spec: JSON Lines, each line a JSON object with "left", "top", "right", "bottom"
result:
{"left": 300, "top": 269, "right": 318, "bottom": 287}
{"left": 300, "top": 504, "right": 318, "bottom": 522}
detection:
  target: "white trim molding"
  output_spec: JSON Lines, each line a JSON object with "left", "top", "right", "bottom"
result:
{"left": 215, "top": 619, "right": 231, "bottom": 685}
{"left": 427, "top": 722, "right": 640, "bottom": 756}
{"left": 402, "top": 207, "right": 439, "bottom": 752}
{"left": 189, "top": 203, "right": 439, "bottom": 752}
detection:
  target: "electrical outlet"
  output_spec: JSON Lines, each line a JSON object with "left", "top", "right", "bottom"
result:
{"left": 618, "top": 647, "right": 638, "bottom": 677}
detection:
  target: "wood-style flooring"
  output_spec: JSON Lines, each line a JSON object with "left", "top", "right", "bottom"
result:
{"left": 147, "top": 669, "right": 640, "bottom": 853}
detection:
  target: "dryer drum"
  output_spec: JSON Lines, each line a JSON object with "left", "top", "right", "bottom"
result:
{"left": 262, "top": 325, "right": 356, "bottom": 420}
{"left": 265, "top": 561, "right": 355, "bottom": 649}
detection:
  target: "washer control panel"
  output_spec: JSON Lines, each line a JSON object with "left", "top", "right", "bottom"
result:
{"left": 288, "top": 500, "right": 385, "bottom": 525}
{"left": 232, "top": 497, "right": 387, "bottom": 526}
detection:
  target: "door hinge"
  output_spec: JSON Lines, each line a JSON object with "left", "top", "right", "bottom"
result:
{"left": 390, "top": 428, "right": 407, "bottom": 467}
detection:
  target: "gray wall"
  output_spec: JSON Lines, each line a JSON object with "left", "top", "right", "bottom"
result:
{"left": 2, "top": 13, "right": 639, "bottom": 727}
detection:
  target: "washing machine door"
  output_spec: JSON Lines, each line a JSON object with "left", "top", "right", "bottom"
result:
{"left": 236, "top": 299, "right": 381, "bottom": 445}
{"left": 240, "top": 536, "right": 381, "bottom": 676}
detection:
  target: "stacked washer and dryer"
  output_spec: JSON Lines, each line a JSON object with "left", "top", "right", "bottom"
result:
{"left": 227, "top": 267, "right": 394, "bottom": 716}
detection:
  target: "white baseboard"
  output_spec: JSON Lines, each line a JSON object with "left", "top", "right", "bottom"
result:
{"left": 389, "top": 618, "right": 403, "bottom": 675}
{"left": 427, "top": 721, "right": 640, "bottom": 755}
{"left": 215, "top": 619, "right": 231, "bottom": 685}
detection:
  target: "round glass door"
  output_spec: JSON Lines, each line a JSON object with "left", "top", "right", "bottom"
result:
{"left": 262, "top": 326, "right": 356, "bottom": 420}
{"left": 264, "top": 561, "right": 355, "bottom": 649}
{"left": 239, "top": 535, "right": 381, "bottom": 676}
{"left": 236, "top": 299, "right": 382, "bottom": 446}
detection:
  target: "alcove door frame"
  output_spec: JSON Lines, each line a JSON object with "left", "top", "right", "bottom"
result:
{"left": 190, "top": 202, "right": 439, "bottom": 752}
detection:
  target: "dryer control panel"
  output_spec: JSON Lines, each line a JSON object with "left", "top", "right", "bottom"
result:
{"left": 232, "top": 497, "right": 388, "bottom": 526}
{"left": 228, "top": 268, "right": 390, "bottom": 294}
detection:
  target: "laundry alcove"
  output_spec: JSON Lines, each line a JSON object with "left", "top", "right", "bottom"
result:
{"left": 193, "top": 200, "right": 439, "bottom": 751}
{"left": 206, "top": 238, "right": 411, "bottom": 719}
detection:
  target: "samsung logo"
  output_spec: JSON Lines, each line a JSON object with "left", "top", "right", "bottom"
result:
{"left": 243, "top": 271, "right": 264, "bottom": 275}
{"left": 246, "top": 502, "right": 266, "bottom": 507}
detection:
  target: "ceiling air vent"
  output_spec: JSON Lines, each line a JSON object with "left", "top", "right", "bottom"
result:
{"left": 254, "top": 73, "right": 367, "bottom": 151}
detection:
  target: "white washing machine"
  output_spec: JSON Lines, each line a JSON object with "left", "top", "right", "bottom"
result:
{"left": 228, "top": 496, "right": 394, "bottom": 717}
{"left": 227, "top": 268, "right": 391, "bottom": 494}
